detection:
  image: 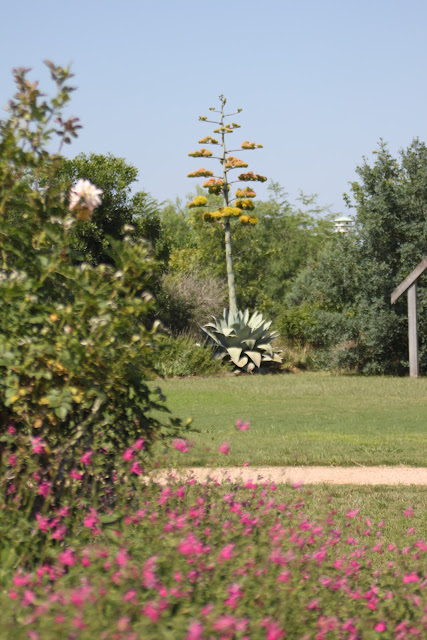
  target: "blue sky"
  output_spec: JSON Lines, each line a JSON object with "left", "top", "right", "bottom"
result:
{"left": 2, "top": 0, "right": 427, "bottom": 214}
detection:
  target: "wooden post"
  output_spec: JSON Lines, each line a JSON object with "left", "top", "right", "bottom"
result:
{"left": 407, "top": 282, "right": 419, "bottom": 378}
{"left": 391, "top": 257, "right": 426, "bottom": 378}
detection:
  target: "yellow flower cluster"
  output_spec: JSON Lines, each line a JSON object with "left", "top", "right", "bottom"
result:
{"left": 235, "top": 199, "right": 255, "bottom": 210}
{"left": 213, "top": 125, "right": 234, "bottom": 134}
{"left": 188, "top": 148, "right": 213, "bottom": 158}
{"left": 202, "top": 178, "right": 225, "bottom": 194}
{"left": 235, "top": 187, "right": 256, "bottom": 198}
{"left": 220, "top": 207, "right": 242, "bottom": 217}
{"left": 187, "top": 196, "right": 208, "bottom": 208}
{"left": 225, "top": 156, "right": 248, "bottom": 169}
{"left": 238, "top": 171, "right": 267, "bottom": 183}
{"left": 199, "top": 116, "right": 207, "bottom": 121}
{"left": 203, "top": 207, "right": 242, "bottom": 221}
{"left": 241, "top": 140, "right": 263, "bottom": 150}
{"left": 198, "top": 136, "right": 219, "bottom": 145}
{"left": 187, "top": 168, "right": 214, "bottom": 178}
{"left": 240, "top": 215, "right": 258, "bottom": 225}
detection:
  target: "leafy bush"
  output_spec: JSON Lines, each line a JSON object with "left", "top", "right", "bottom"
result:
{"left": 0, "top": 63, "right": 186, "bottom": 506}
{"left": 152, "top": 334, "right": 232, "bottom": 378}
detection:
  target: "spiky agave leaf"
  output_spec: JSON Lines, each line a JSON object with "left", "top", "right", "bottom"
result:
{"left": 201, "top": 309, "right": 282, "bottom": 373}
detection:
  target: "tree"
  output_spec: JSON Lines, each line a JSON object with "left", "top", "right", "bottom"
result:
{"left": 59, "top": 153, "right": 170, "bottom": 267}
{"left": 187, "top": 95, "right": 266, "bottom": 315}
{"left": 286, "top": 139, "right": 427, "bottom": 374}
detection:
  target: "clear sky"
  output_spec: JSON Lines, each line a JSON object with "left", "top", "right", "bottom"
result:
{"left": 2, "top": 0, "right": 427, "bottom": 214}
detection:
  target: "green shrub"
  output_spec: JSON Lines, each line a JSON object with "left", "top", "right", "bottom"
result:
{"left": 152, "top": 334, "right": 231, "bottom": 378}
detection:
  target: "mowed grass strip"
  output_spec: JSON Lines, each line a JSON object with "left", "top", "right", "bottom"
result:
{"left": 152, "top": 373, "right": 427, "bottom": 467}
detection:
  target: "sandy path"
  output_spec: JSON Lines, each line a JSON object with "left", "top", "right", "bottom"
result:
{"left": 151, "top": 466, "right": 427, "bottom": 486}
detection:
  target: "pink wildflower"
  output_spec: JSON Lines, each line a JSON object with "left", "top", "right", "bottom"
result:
{"left": 130, "top": 460, "right": 143, "bottom": 475}
{"left": 186, "top": 621, "right": 204, "bottom": 640}
{"left": 38, "top": 481, "right": 51, "bottom": 497}
{"left": 404, "top": 507, "right": 414, "bottom": 517}
{"left": 225, "top": 583, "right": 243, "bottom": 609}
{"left": 133, "top": 437, "right": 145, "bottom": 450}
{"left": 173, "top": 439, "right": 191, "bottom": 453}
{"left": 403, "top": 572, "right": 419, "bottom": 584}
{"left": 36, "top": 513, "right": 49, "bottom": 532}
{"left": 8, "top": 425, "right": 16, "bottom": 434}
{"left": 277, "top": 570, "right": 291, "bottom": 583}
{"left": 80, "top": 450, "right": 93, "bottom": 465}
{"left": 218, "top": 441, "right": 230, "bottom": 455}
{"left": 69, "top": 469, "right": 83, "bottom": 480}
{"left": 346, "top": 508, "right": 360, "bottom": 518}
{"left": 374, "top": 622, "right": 387, "bottom": 632}
{"left": 7, "top": 454, "right": 17, "bottom": 466}
{"left": 212, "top": 615, "right": 236, "bottom": 632}
{"left": 122, "top": 448, "right": 134, "bottom": 461}
{"left": 141, "top": 601, "right": 160, "bottom": 622}
{"left": 22, "top": 589, "right": 36, "bottom": 606}
{"left": 58, "top": 548, "right": 76, "bottom": 566}
{"left": 116, "top": 548, "right": 129, "bottom": 568}
{"left": 219, "top": 543, "right": 235, "bottom": 561}
{"left": 122, "top": 590, "right": 137, "bottom": 604}
{"left": 83, "top": 509, "right": 98, "bottom": 529}
{"left": 117, "top": 618, "right": 130, "bottom": 632}
{"left": 261, "top": 618, "right": 285, "bottom": 640}
{"left": 31, "top": 437, "right": 45, "bottom": 455}
{"left": 236, "top": 418, "right": 250, "bottom": 431}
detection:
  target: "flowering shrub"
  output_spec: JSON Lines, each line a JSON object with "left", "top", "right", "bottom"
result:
{"left": 1, "top": 427, "right": 426, "bottom": 639}
{"left": 0, "top": 63, "right": 187, "bottom": 506}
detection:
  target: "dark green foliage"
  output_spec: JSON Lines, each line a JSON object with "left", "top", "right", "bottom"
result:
{"left": 286, "top": 140, "right": 427, "bottom": 374}
{"left": 58, "top": 153, "right": 170, "bottom": 268}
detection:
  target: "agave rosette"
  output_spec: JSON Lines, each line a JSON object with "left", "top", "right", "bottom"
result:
{"left": 202, "top": 309, "right": 282, "bottom": 373}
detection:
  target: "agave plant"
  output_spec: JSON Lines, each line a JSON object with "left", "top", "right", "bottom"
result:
{"left": 201, "top": 308, "right": 282, "bottom": 373}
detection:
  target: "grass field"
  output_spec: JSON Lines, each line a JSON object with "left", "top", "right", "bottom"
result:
{"left": 152, "top": 373, "right": 427, "bottom": 467}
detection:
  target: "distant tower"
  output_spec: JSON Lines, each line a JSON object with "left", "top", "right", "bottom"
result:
{"left": 334, "top": 216, "right": 353, "bottom": 233}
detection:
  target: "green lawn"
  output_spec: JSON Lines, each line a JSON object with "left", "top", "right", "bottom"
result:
{"left": 152, "top": 373, "right": 427, "bottom": 467}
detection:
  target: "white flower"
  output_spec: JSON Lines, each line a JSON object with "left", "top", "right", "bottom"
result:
{"left": 68, "top": 179, "right": 103, "bottom": 213}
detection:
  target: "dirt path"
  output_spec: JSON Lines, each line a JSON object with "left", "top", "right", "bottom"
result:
{"left": 151, "top": 466, "right": 427, "bottom": 485}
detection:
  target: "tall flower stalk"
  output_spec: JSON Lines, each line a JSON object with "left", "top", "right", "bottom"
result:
{"left": 187, "top": 95, "right": 266, "bottom": 315}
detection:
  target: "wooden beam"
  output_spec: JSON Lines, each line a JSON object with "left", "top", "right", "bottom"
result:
{"left": 407, "top": 282, "right": 419, "bottom": 378}
{"left": 391, "top": 256, "right": 427, "bottom": 304}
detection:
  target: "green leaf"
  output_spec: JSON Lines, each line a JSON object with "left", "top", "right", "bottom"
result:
{"left": 226, "top": 347, "right": 243, "bottom": 366}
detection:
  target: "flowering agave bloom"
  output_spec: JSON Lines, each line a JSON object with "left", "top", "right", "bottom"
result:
{"left": 68, "top": 179, "right": 103, "bottom": 215}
